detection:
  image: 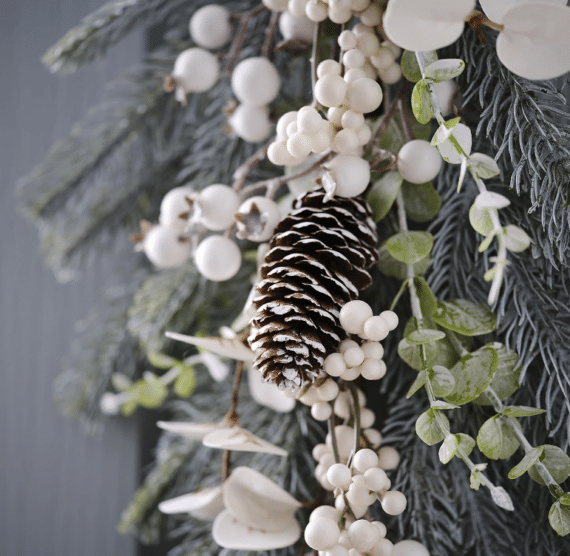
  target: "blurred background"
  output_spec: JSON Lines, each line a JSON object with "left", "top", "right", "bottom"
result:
{"left": 0, "top": 1, "right": 145, "bottom": 554}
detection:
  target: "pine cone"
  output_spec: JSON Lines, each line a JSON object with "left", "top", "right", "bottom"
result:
{"left": 248, "top": 189, "right": 378, "bottom": 389}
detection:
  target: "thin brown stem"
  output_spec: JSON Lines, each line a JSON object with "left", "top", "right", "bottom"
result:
{"left": 225, "top": 4, "right": 268, "bottom": 72}
{"left": 224, "top": 360, "right": 244, "bottom": 425}
{"left": 222, "top": 449, "right": 231, "bottom": 481}
{"left": 233, "top": 140, "right": 272, "bottom": 194}
{"left": 262, "top": 11, "right": 280, "bottom": 59}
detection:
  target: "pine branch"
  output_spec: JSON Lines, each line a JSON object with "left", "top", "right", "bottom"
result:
{"left": 451, "top": 31, "right": 570, "bottom": 267}
{"left": 42, "top": 0, "right": 201, "bottom": 75}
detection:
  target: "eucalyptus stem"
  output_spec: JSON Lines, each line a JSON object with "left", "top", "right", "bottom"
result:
{"left": 328, "top": 415, "right": 341, "bottom": 464}
{"left": 346, "top": 382, "right": 362, "bottom": 467}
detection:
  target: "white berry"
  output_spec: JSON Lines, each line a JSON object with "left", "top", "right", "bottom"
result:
{"left": 341, "top": 110, "right": 365, "bottom": 130}
{"left": 348, "top": 520, "right": 381, "bottom": 553}
{"left": 229, "top": 104, "right": 272, "bottom": 143}
{"left": 237, "top": 196, "right": 281, "bottom": 242}
{"left": 370, "top": 48, "right": 395, "bottom": 71}
{"left": 194, "top": 236, "right": 241, "bottom": 281}
{"left": 297, "top": 106, "right": 324, "bottom": 134}
{"left": 380, "top": 63, "right": 403, "bottom": 85}
{"left": 143, "top": 225, "right": 191, "bottom": 268}
{"left": 360, "top": 359, "right": 387, "bottom": 380}
{"left": 343, "top": 346, "right": 365, "bottom": 367}
{"left": 276, "top": 111, "right": 298, "bottom": 140}
{"left": 347, "top": 78, "right": 383, "bottom": 113}
{"left": 172, "top": 48, "right": 219, "bottom": 94}
{"left": 315, "top": 75, "right": 348, "bottom": 107}
{"left": 198, "top": 184, "right": 240, "bottom": 231}
{"left": 340, "top": 300, "right": 373, "bottom": 334}
{"left": 324, "top": 353, "right": 347, "bottom": 377}
{"left": 323, "top": 154, "right": 371, "bottom": 197}
{"left": 305, "top": 1, "right": 328, "bottom": 21}
{"left": 340, "top": 365, "right": 361, "bottom": 381}
{"left": 231, "top": 57, "right": 281, "bottom": 106}
{"left": 305, "top": 517, "right": 340, "bottom": 551}
{"left": 369, "top": 538, "right": 395, "bottom": 556}
{"left": 357, "top": 33, "right": 381, "bottom": 57}
{"left": 338, "top": 30, "right": 358, "bottom": 50}
{"left": 360, "top": 407, "right": 376, "bottom": 428}
{"left": 312, "top": 443, "right": 329, "bottom": 461}
{"left": 279, "top": 11, "right": 316, "bottom": 43}
{"left": 377, "top": 446, "right": 400, "bottom": 470}
{"left": 393, "top": 540, "right": 430, "bottom": 556}
{"left": 159, "top": 186, "right": 194, "bottom": 231}
{"left": 343, "top": 68, "right": 367, "bottom": 84}
{"left": 381, "top": 490, "right": 407, "bottom": 515}
{"left": 339, "top": 339, "right": 360, "bottom": 352}
{"left": 361, "top": 341, "right": 384, "bottom": 360}
{"left": 189, "top": 5, "right": 232, "bottom": 50}
{"left": 397, "top": 140, "right": 442, "bottom": 184}
{"left": 327, "top": 545, "right": 351, "bottom": 556}
{"left": 364, "top": 467, "right": 388, "bottom": 491}
{"left": 379, "top": 310, "right": 399, "bottom": 330}
{"left": 312, "top": 402, "right": 333, "bottom": 421}
{"left": 353, "top": 448, "right": 379, "bottom": 473}
{"left": 362, "top": 316, "right": 390, "bottom": 341}
{"left": 363, "top": 428, "right": 382, "bottom": 448}
{"left": 310, "top": 505, "right": 340, "bottom": 522}
{"left": 327, "top": 463, "right": 352, "bottom": 490}
{"left": 343, "top": 49, "right": 366, "bottom": 69}
{"left": 288, "top": 131, "right": 313, "bottom": 159}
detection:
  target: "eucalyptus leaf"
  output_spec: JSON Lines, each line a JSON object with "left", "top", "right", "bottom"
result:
{"left": 377, "top": 245, "right": 430, "bottom": 280}
{"left": 431, "top": 400, "right": 459, "bottom": 410}
{"left": 398, "top": 338, "right": 439, "bottom": 371}
{"left": 469, "top": 153, "right": 501, "bottom": 179}
{"left": 474, "top": 345, "right": 521, "bottom": 405}
{"left": 385, "top": 231, "right": 433, "bottom": 264}
{"left": 549, "top": 501, "right": 570, "bottom": 536}
{"left": 528, "top": 445, "right": 570, "bottom": 485}
{"left": 440, "top": 433, "right": 475, "bottom": 464}
{"left": 559, "top": 493, "right": 570, "bottom": 506}
{"left": 478, "top": 233, "right": 495, "bottom": 253}
{"left": 174, "top": 367, "right": 196, "bottom": 398}
{"left": 406, "top": 370, "right": 428, "bottom": 398}
{"left": 429, "top": 365, "right": 456, "bottom": 397}
{"left": 501, "top": 406, "right": 546, "bottom": 418}
{"left": 445, "top": 345, "right": 498, "bottom": 405}
{"left": 401, "top": 50, "right": 436, "bottom": 82}
{"left": 406, "top": 328, "right": 446, "bottom": 345}
{"left": 432, "top": 299, "right": 496, "bottom": 336}
{"left": 411, "top": 79, "right": 434, "bottom": 124}
{"left": 503, "top": 224, "right": 531, "bottom": 252}
{"left": 367, "top": 172, "right": 402, "bottom": 222}
{"left": 424, "top": 59, "right": 465, "bottom": 82}
{"left": 111, "top": 372, "right": 133, "bottom": 392}
{"left": 416, "top": 408, "right": 449, "bottom": 446}
{"left": 133, "top": 376, "right": 168, "bottom": 409}
{"left": 401, "top": 181, "right": 441, "bottom": 222}
{"left": 413, "top": 276, "right": 438, "bottom": 316}
{"left": 477, "top": 415, "right": 521, "bottom": 460}
{"left": 508, "top": 446, "right": 544, "bottom": 479}
{"left": 469, "top": 203, "right": 495, "bottom": 236}
{"left": 470, "top": 463, "right": 488, "bottom": 490}
{"left": 147, "top": 351, "right": 177, "bottom": 370}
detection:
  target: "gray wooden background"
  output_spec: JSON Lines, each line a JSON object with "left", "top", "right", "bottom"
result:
{"left": 0, "top": 1, "right": 145, "bottom": 554}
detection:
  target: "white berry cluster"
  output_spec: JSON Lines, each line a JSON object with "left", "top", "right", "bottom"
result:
{"left": 337, "top": 25, "right": 402, "bottom": 86}
{"left": 142, "top": 183, "right": 282, "bottom": 281}
{"left": 228, "top": 57, "right": 281, "bottom": 143}
{"left": 167, "top": 5, "right": 233, "bottom": 103}
{"left": 305, "top": 444, "right": 408, "bottom": 555}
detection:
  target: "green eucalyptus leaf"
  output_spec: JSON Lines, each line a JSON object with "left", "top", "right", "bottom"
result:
{"left": 174, "top": 366, "right": 196, "bottom": 398}
{"left": 147, "top": 351, "right": 177, "bottom": 370}
{"left": 134, "top": 376, "right": 168, "bottom": 409}
{"left": 429, "top": 365, "right": 456, "bottom": 397}
{"left": 509, "top": 446, "right": 544, "bottom": 479}
{"left": 406, "top": 370, "right": 428, "bottom": 398}
{"left": 484, "top": 267, "right": 498, "bottom": 282}
{"left": 549, "top": 501, "right": 570, "bottom": 536}
{"left": 469, "top": 152, "right": 500, "bottom": 179}
{"left": 501, "top": 406, "right": 546, "bottom": 418}
{"left": 469, "top": 203, "right": 494, "bottom": 236}
{"left": 528, "top": 445, "right": 570, "bottom": 485}
{"left": 407, "top": 328, "right": 446, "bottom": 345}
{"left": 401, "top": 181, "right": 442, "bottom": 222}
{"left": 439, "top": 434, "right": 459, "bottom": 464}
{"left": 503, "top": 224, "right": 531, "bottom": 253}
{"left": 474, "top": 345, "right": 521, "bottom": 405}
{"left": 411, "top": 79, "right": 434, "bottom": 124}
{"left": 385, "top": 231, "right": 433, "bottom": 264}
{"left": 413, "top": 276, "right": 437, "bottom": 316}
{"left": 432, "top": 299, "right": 496, "bottom": 336}
{"left": 120, "top": 398, "right": 138, "bottom": 417}
{"left": 470, "top": 463, "right": 488, "bottom": 490}
{"left": 398, "top": 338, "right": 439, "bottom": 370}
{"left": 559, "top": 493, "right": 570, "bottom": 506}
{"left": 416, "top": 408, "right": 449, "bottom": 446}
{"left": 401, "top": 50, "right": 436, "bottom": 82}
{"left": 377, "top": 245, "right": 430, "bottom": 279}
{"left": 110, "top": 373, "right": 133, "bottom": 392}
{"left": 367, "top": 172, "right": 402, "bottom": 222}
{"left": 431, "top": 400, "right": 459, "bottom": 410}
{"left": 478, "top": 233, "right": 495, "bottom": 253}
{"left": 477, "top": 415, "right": 521, "bottom": 460}
{"left": 445, "top": 345, "right": 499, "bottom": 405}
{"left": 424, "top": 59, "right": 465, "bottom": 82}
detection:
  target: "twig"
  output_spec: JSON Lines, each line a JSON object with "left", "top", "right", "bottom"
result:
{"left": 232, "top": 140, "right": 272, "bottom": 193}
{"left": 262, "top": 11, "right": 280, "bottom": 59}
{"left": 225, "top": 4, "right": 268, "bottom": 73}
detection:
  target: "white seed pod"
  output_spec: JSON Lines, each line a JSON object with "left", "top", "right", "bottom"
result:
{"left": 363, "top": 428, "right": 382, "bottom": 448}
{"left": 333, "top": 391, "right": 351, "bottom": 418}
{"left": 369, "top": 538, "right": 394, "bottom": 556}
{"left": 310, "top": 129, "right": 332, "bottom": 153}
{"left": 332, "top": 128, "right": 359, "bottom": 154}
{"left": 328, "top": 106, "right": 348, "bottom": 126}
{"left": 312, "top": 402, "right": 333, "bottom": 421}
{"left": 317, "top": 379, "right": 340, "bottom": 402}
{"left": 159, "top": 185, "right": 194, "bottom": 231}
{"left": 338, "top": 29, "right": 358, "bottom": 50}
{"left": 343, "top": 68, "right": 367, "bottom": 84}
{"left": 352, "top": 448, "right": 379, "bottom": 473}
{"left": 371, "top": 520, "right": 387, "bottom": 538}
{"left": 305, "top": 517, "right": 341, "bottom": 551}
{"left": 276, "top": 111, "right": 299, "bottom": 140}
{"left": 262, "top": 0, "right": 289, "bottom": 10}
{"left": 297, "top": 106, "right": 324, "bottom": 134}
{"left": 379, "top": 310, "right": 398, "bottom": 330}
{"left": 380, "top": 63, "right": 403, "bottom": 85}
{"left": 359, "top": 407, "right": 375, "bottom": 428}
{"left": 377, "top": 446, "right": 400, "bottom": 470}
{"left": 351, "top": 0, "right": 370, "bottom": 10}
{"left": 339, "top": 339, "right": 360, "bottom": 352}
{"left": 279, "top": 11, "right": 316, "bottom": 43}
{"left": 189, "top": 5, "right": 232, "bottom": 50}
{"left": 305, "top": 0, "right": 328, "bottom": 22}
{"left": 236, "top": 196, "right": 281, "bottom": 242}
{"left": 357, "top": 124, "right": 372, "bottom": 146}
{"left": 348, "top": 520, "right": 381, "bottom": 553}
{"left": 359, "top": 2, "right": 382, "bottom": 25}
{"left": 393, "top": 540, "right": 430, "bottom": 556}
{"left": 327, "top": 463, "right": 352, "bottom": 490}
{"left": 370, "top": 47, "right": 395, "bottom": 71}
{"left": 362, "top": 316, "right": 390, "bottom": 341}
{"left": 347, "top": 78, "right": 383, "bottom": 114}
{"left": 341, "top": 110, "right": 365, "bottom": 131}
{"left": 361, "top": 341, "right": 383, "bottom": 360}
{"left": 324, "top": 352, "right": 347, "bottom": 377}
{"left": 172, "top": 48, "right": 220, "bottom": 93}
{"left": 397, "top": 140, "right": 442, "bottom": 184}
{"left": 143, "top": 225, "right": 191, "bottom": 268}
{"left": 328, "top": 7, "right": 353, "bottom": 23}
{"left": 231, "top": 57, "right": 281, "bottom": 106}
{"left": 312, "top": 443, "right": 330, "bottom": 461}
{"left": 340, "top": 300, "right": 373, "bottom": 334}
{"left": 322, "top": 154, "right": 371, "bottom": 198}
{"left": 198, "top": 184, "right": 240, "bottom": 231}
{"left": 381, "top": 490, "right": 407, "bottom": 516}
{"left": 229, "top": 104, "right": 273, "bottom": 143}
{"left": 343, "top": 48, "right": 366, "bottom": 69}
{"left": 318, "top": 59, "right": 342, "bottom": 78}
{"left": 340, "top": 365, "right": 361, "bottom": 381}
{"left": 364, "top": 467, "right": 388, "bottom": 492}
{"left": 194, "top": 235, "right": 242, "bottom": 281}
{"left": 357, "top": 32, "right": 381, "bottom": 56}
{"left": 268, "top": 141, "right": 305, "bottom": 166}
{"left": 287, "top": 131, "right": 313, "bottom": 159}
{"left": 343, "top": 346, "right": 365, "bottom": 367}
{"left": 315, "top": 74, "right": 348, "bottom": 107}
{"left": 310, "top": 505, "right": 341, "bottom": 522}
{"left": 359, "top": 359, "right": 387, "bottom": 380}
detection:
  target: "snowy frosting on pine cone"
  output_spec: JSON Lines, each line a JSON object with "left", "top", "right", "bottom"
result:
{"left": 248, "top": 188, "right": 378, "bottom": 389}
